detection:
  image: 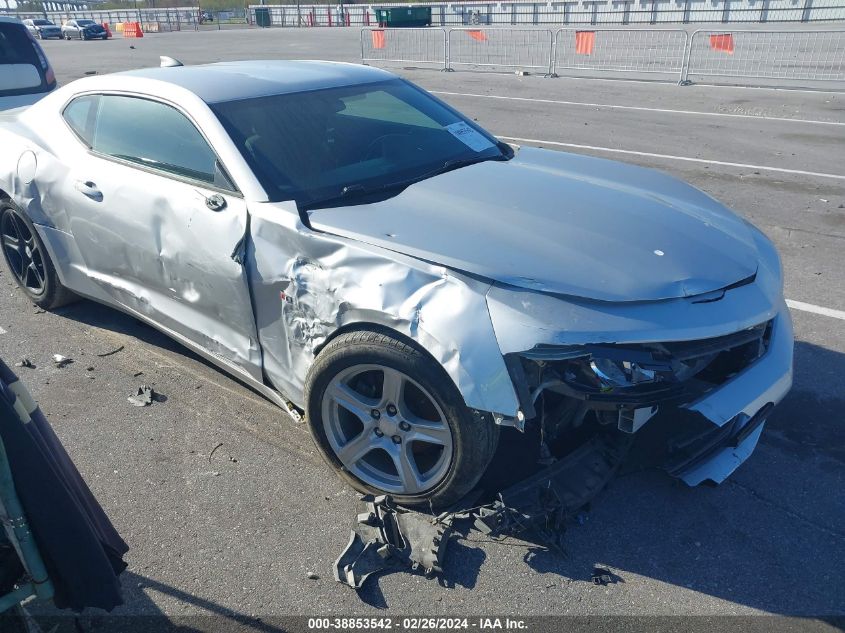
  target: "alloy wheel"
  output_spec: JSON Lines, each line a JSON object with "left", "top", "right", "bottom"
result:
{"left": 321, "top": 364, "right": 454, "bottom": 495}
{"left": 1, "top": 209, "right": 46, "bottom": 295}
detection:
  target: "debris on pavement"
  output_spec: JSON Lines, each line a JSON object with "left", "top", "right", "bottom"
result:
{"left": 127, "top": 386, "right": 156, "bottom": 407}
{"left": 333, "top": 431, "right": 631, "bottom": 591}
{"left": 306, "top": 572, "right": 320, "bottom": 580}
{"left": 334, "top": 495, "right": 452, "bottom": 590}
{"left": 96, "top": 345, "right": 125, "bottom": 357}
{"left": 14, "top": 358, "right": 34, "bottom": 369}
{"left": 591, "top": 566, "right": 616, "bottom": 586}
{"left": 467, "top": 433, "right": 632, "bottom": 553}
{"left": 208, "top": 442, "right": 224, "bottom": 463}
{"left": 52, "top": 354, "right": 72, "bottom": 368}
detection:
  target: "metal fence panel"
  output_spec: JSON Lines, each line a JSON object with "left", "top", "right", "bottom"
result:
{"left": 242, "top": 2, "right": 845, "bottom": 26}
{"left": 684, "top": 29, "right": 845, "bottom": 82}
{"left": 361, "top": 27, "right": 448, "bottom": 69}
{"left": 448, "top": 28, "right": 554, "bottom": 72}
{"left": 553, "top": 28, "right": 688, "bottom": 79}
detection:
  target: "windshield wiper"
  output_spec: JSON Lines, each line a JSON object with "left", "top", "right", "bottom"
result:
{"left": 422, "top": 154, "right": 508, "bottom": 180}
{"left": 302, "top": 152, "right": 509, "bottom": 212}
{"left": 300, "top": 183, "right": 385, "bottom": 212}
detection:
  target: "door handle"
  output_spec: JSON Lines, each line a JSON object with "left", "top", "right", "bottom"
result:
{"left": 205, "top": 194, "right": 227, "bottom": 212}
{"left": 75, "top": 180, "right": 102, "bottom": 200}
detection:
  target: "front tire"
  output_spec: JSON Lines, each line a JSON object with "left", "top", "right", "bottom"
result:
{"left": 305, "top": 329, "right": 499, "bottom": 509}
{"left": 0, "top": 202, "right": 77, "bottom": 310}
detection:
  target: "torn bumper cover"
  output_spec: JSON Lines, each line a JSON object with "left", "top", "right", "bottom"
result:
{"left": 488, "top": 270, "right": 794, "bottom": 486}
{"left": 672, "top": 310, "right": 793, "bottom": 484}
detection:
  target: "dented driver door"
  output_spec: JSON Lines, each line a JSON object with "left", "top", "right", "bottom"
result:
{"left": 60, "top": 94, "right": 262, "bottom": 381}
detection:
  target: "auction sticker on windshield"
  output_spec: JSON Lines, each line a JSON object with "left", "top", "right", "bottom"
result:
{"left": 445, "top": 121, "right": 495, "bottom": 152}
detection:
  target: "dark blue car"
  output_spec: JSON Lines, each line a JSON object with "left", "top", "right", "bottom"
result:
{"left": 61, "top": 19, "right": 108, "bottom": 40}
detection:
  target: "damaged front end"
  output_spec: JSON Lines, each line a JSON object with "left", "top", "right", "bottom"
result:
{"left": 488, "top": 273, "right": 793, "bottom": 487}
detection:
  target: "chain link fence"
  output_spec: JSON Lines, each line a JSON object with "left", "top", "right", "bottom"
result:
{"left": 682, "top": 28, "right": 845, "bottom": 82}
{"left": 361, "top": 26, "right": 845, "bottom": 87}
{"left": 553, "top": 28, "right": 689, "bottom": 79}
{"left": 361, "top": 27, "right": 448, "bottom": 69}
{"left": 246, "top": 1, "right": 845, "bottom": 27}
{"left": 448, "top": 28, "right": 554, "bottom": 72}
{"left": 12, "top": 7, "right": 251, "bottom": 33}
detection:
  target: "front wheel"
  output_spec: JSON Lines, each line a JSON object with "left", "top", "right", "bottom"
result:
{"left": 305, "top": 330, "right": 499, "bottom": 509}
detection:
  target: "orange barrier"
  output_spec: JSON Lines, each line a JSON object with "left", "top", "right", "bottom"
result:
{"left": 709, "top": 33, "right": 734, "bottom": 54}
{"left": 122, "top": 22, "right": 144, "bottom": 38}
{"left": 574, "top": 30, "right": 595, "bottom": 55}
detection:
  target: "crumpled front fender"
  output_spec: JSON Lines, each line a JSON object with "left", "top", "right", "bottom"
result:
{"left": 247, "top": 202, "right": 520, "bottom": 417}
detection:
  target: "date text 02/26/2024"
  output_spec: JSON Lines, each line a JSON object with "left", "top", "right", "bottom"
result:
{"left": 307, "top": 618, "right": 528, "bottom": 631}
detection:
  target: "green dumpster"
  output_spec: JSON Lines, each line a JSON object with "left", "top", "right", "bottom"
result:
{"left": 255, "top": 7, "right": 271, "bottom": 28}
{"left": 375, "top": 7, "right": 432, "bottom": 27}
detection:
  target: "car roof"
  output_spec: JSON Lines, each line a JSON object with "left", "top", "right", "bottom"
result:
{"left": 0, "top": 16, "right": 23, "bottom": 24}
{"left": 117, "top": 60, "right": 396, "bottom": 104}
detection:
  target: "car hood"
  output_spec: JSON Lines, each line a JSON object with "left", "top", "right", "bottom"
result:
{"left": 308, "top": 146, "right": 759, "bottom": 302}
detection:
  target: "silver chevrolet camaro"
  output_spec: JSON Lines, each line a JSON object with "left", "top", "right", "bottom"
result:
{"left": 0, "top": 60, "right": 792, "bottom": 508}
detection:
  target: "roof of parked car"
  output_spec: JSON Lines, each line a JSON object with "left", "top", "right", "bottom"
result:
{"left": 0, "top": 15, "right": 23, "bottom": 24}
{"left": 118, "top": 60, "right": 396, "bottom": 104}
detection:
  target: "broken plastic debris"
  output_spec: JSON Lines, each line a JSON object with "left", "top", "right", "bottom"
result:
{"left": 334, "top": 495, "right": 451, "bottom": 590}
{"left": 14, "top": 358, "right": 34, "bottom": 369}
{"left": 208, "top": 442, "right": 224, "bottom": 463}
{"left": 127, "top": 386, "right": 156, "bottom": 407}
{"left": 52, "top": 354, "right": 72, "bottom": 368}
{"left": 96, "top": 345, "right": 124, "bottom": 357}
{"left": 591, "top": 566, "right": 615, "bottom": 585}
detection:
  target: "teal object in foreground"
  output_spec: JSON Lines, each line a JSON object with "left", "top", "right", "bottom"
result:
{"left": 0, "top": 433, "right": 54, "bottom": 614}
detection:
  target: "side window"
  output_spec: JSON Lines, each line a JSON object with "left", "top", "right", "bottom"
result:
{"left": 63, "top": 95, "right": 99, "bottom": 147}
{"left": 91, "top": 95, "right": 223, "bottom": 187}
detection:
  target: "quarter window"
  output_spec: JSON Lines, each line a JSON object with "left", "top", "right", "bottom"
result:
{"left": 62, "top": 95, "right": 99, "bottom": 146}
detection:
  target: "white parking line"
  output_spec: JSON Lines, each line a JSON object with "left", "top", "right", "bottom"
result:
{"left": 498, "top": 136, "right": 845, "bottom": 181}
{"left": 0, "top": 326, "right": 6, "bottom": 334}
{"left": 786, "top": 300, "right": 845, "bottom": 321}
{"left": 492, "top": 74, "right": 845, "bottom": 96}
{"left": 435, "top": 90, "right": 845, "bottom": 127}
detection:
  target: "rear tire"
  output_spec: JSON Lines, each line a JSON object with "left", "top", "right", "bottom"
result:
{"left": 0, "top": 202, "right": 77, "bottom": 310}
{"left": 305, "top": 329, "right": 499, "bottom": 510}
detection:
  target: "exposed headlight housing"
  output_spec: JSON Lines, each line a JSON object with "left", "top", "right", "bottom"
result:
{"left": 589, "top": 358, "right": 657, "bottom": 389}
{"left": 508, "top": 319, "right": 773, "bottom": 421}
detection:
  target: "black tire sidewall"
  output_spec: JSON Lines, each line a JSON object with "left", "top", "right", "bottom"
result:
{"left": 305, "top": 331, "right": 498, "bottom": 509}
{"left": 0, "top": 203, "right": 66, "bottom": 310}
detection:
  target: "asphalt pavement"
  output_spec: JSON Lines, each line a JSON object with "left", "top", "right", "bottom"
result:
{"left": 1, "top": 27, "right": 844, "bottom": 628}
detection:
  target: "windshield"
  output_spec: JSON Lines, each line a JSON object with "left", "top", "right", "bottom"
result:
{"left": 33, "top": 20, "right": 52, "bottom": 26}
{"left": 212, "top": 79, "right": 507, "bottom": 208}
{"left": 78, "top": 20, "right": 95, "bottom": 26}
